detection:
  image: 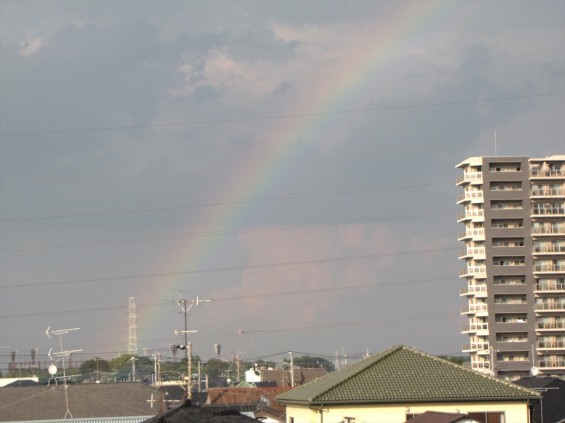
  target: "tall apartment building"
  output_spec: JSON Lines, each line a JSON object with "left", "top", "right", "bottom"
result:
{"left": 456, "top": 155, "right": 565, "bottom": 380}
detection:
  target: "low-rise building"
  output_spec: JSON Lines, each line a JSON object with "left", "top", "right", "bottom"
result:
{"left": 277, "top": 345, "right": 541, "bottom": 423}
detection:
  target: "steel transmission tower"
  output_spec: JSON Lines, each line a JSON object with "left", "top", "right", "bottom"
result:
{"left": 128, "top": 297, "right": 138, "bottom": 354}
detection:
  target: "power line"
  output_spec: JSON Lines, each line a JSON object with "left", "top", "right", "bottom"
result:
{"left": 0, "top": 210, "right": 455, "bottom": 253}
{"left": 1, "top": 132, "right": 561, "bottom": 188}
{"left": 1, "top": 92, "right": 563, "bottom": 138}
{"left": 0, "top": 245, "right": 455, "bottom": 289}
{"left": 0, "top": 180, "right": 452, "bottom": 223}
{"left": 0, "top": 276, "right": 452, "bottom": 319}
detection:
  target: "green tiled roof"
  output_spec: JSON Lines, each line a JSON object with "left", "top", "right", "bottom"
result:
{"left": 277, "top": 345, "right": 540, "bottom": 405}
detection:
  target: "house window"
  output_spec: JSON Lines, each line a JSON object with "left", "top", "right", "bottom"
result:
{"left": 468, "top": 411, "right": 504, "bottom": 423}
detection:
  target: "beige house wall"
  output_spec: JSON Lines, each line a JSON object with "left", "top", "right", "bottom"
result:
{"left": 285, "top": 401, "right": 532, "bottom": 423}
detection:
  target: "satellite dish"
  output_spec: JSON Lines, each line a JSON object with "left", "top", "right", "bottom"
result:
{"left": 530, "top": 366, "right": 539, "bottom": 376}
{"left": 48, "top": 364, "right": 57, "bottom": 375}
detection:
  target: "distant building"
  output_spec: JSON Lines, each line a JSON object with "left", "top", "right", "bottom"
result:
{"left": 456, "top": 155, "right": 565, "bottom": 379}
{"left": 277, "top": 345, "right": 540, "bottom": 423}
{"left": 244, "top": 365, "right": 326, "bottom": 387}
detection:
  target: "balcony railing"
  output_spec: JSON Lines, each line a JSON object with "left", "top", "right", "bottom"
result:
{"left": 539, "top": 356, "right": 565, "bottom": 368}
{"left": 462, "top": 303, "right": 488, "bottom": 314}
{"left": 460, "top": 266, "right": 487, "bottom": 276}
{"left": 457, "top": 209, "right": 485, "bottom": 221}
{"left": 538, "top": 340, "right": 565, "bottom": 349}
{"left": 456, "top": 172, "right": 483, "bottom": 185}
{"left": 532, "top": 224, "right": 565, "bottom": 235}
{"left": 534, "top": 263, "right": 565, "bottom": 272}
{"left": 531, "top": 188, "right": 565, "bottom": 197}
{"left": 462, "top": 342, "right": 489, "bottom": 352}
{"left": 535, "top": 302, "right": 565, "bottom": 311}
{"left": 530, "top": 169, "right": 565, "bottom": 178}
{"left": 532, "top": 205, "right": 565, "bottom": 216}
{"left": 461, "top": 322, "right": 488, "bottom": 332}
{"left": 457, "top": 191, "right": 484, "bottom": 203}
{"left": 537, "top": 321, "right": 565, "bottom": 330}
{"left": 533, "top": 245, "right": 565, "bottom": 254}
{"left": 471, "top": 361, "right": 490, "bottom": 370}
{"left": 535, "top": 282, "right": 565, "bottom": 291}
{"left": 461, "top": 285, "right": 488, "bottom": 296}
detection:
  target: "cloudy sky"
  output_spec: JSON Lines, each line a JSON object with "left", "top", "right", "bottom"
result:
{"left": 1, "top": 0, "right": 564, "bottom": 370}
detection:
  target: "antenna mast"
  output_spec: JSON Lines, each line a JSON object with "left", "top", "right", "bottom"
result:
{"left": 128, "top": 297, "right": 138, "bottom": 354}
{"left": 46, "top": 326, "right": 81, "bottom": 420}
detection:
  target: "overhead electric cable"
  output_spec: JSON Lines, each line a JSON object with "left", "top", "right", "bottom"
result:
{"left": 1, "top": 92, "right": 563, "bottom": 137}
{"left": 0, "top": 210, "right": 456, "bottom": 253}
{"left": 0, "top": 180, "right": 452, "bottom": 223}
{"left": 0, "top": 246, "right": 455, "bottom": 289}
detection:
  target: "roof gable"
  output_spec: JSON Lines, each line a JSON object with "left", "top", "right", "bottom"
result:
{"left": 277, "top": 345, "right": 540, "bottom": 405}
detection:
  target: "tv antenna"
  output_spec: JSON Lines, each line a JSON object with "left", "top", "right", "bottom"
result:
{"left": 46, "top": 326, "right": 82, "bottom": 420}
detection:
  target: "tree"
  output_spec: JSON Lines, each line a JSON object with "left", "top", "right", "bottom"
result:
{"left": 204, "top": 358, "right": 231, "bottom": 379}
{"left": 79, "top": 357, "right": 111, "bottom": 375}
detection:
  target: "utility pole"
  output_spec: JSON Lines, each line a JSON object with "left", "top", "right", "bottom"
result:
{"left": 175, "top": 295, "right": 210, "bottom": 400}
{"left": 289, "top": 351, "right": 294, "bottom": 387}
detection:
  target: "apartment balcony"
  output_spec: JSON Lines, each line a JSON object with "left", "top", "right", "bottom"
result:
{"left": 462, "top": 341, "right": 489, "bottom": 353}
{"left": 457, "top": 209, "right": 485, "bottom": 223}
{"left": 530, "top": 168, "right": 565, "bottom": 179}
{"left": 535, "top": 302, "right": 565, "bottom": 312}
{"left": 460, "top": 284, "right": 488, "bottom": 298}
{"left": 538, "top": 356, "right": 565, "bottom": 370}
{"left": 458, "top": 228, "right": 485, "bottom": 241}
{"left": 461, "top": 322, "right": 489, "bottom": 335}
{"left": 460, "top": 266, "right": 487, "bottom": 278}
{"left": 456, "top": 171, "right": 483, "bottom": 186}
{"left": 456, "top": 191, "right": 484, "bottom": 204}
{"left": 537, "top": 321, "right": 565, "bottom": 331}
{"left": 470, "top": 361, "right": 490, "bottom": 371}
{"left": 531, "top": 205, "right": 565, "bottom": 217}
{"left": 534, "top": 263, "right": 565, "bottom": 274}
{"left": 461, "top": 303, "right": 488, "bottom": 315}
{"left": 532, "top": 224, "right": 565, "bottom": 236}
{"left": 538, "top": 340, "right": 565, "bottom": 350}
{"left": 534, "top": 282, "right": 565, "bottom": 293}
{"left": 533, "top": 244, "right": 565, "bottom": 255}
{"left": 531, "top": 187, "right": 565, "bottom": 198}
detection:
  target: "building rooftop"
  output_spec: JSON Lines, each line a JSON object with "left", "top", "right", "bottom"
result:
{"left": 277, "top": 345, "right": 540, "bottom": 406}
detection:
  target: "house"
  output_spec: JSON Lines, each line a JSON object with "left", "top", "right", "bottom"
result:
{"left": 140, "top": 400, "right": 260, "bottom": 422}
{"left": 514, "top": 377, "right": 565, "bottom": 423}
{"left": 207, "top": 386, "right": 291, "bottom": 422}
{"left": 277, "top": 345, "right": 541, "bottom": 423}
{"left": 0, "top": 382, "right": 159, "bottom": 421}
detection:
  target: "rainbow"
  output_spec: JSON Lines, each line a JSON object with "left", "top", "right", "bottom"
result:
{"left": 139, "top": 1, "right": 462, "bottom": 345}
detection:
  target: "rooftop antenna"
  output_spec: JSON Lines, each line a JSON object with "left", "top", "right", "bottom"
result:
{"left": 46, "top": 326, "right": 81, "bottom": 420}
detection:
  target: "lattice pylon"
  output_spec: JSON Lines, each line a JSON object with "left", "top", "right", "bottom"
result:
{"left": 128, "top": 297, "right": 138, "bottom": 354}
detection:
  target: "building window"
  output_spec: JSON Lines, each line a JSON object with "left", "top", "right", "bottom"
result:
{"left": 493, "top": 276, "right": 525, "bottom": 285}
{"left": 489, "top": 163, "right": 521, "bottom": 172}
{"left": 468, "top": 411, "right": 505, "bottom": 423}
{"left": 492, "top": 238, "right": 524, "bottom": 247}
{"left": 492, "top": 219, "right": 523, "bottom": 228}
{"left": 491, "top": 200, "right": 523, "bottom": 210}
